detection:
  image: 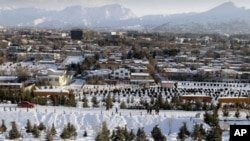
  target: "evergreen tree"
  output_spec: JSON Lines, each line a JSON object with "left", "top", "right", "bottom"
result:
{"left": 32, "top": 124, "right": 40, "bottom": 138}
{"left": 38, "top": 122, "right": 46, "bottom": 131}
{"left": 112, "top": 94, "right": 116, "bottom": 103}
{"left": 91, "top": 95, "right": 99, "bottom": 108}
{"left": 131, "top": 96, "right": 135, "bottom": 103}
{"left": 191, "top": 124, "right": 204, "bottom": 141}
{"left": 162, "top": 97, "right": 171, "bottom": 110}
{"left": 115, "top": 127, "right": 125, "bottom": 141}
{"left": 60, "top": 122, "right": 77, "bottom": 139}
{"left": 106, "top": 93, "right": 113, "bottom": 110}
{"left": 128, "top": 129, "right": 135, "bottom": 141}
{"left": 45, "top": 129, "right": 53, "bottom": 141}
{"left": 234, "top": 108, "right": 241, "bottom": 118}
{"left": 8, "top": 121, "right": 21, "bottom": 140}
{"left": 203, "top": 109, "right": 219, "bottom": 127}
{"left": 120, "top": 100, "right": 127, "bottom": 109}
{"left": 67, "top": 122, "right": 77, "bottom": 138}
{"left": 222, "top": 107, "right": 230, "bottom": 118}
{"left": 151, "top": 125, "right": 166, "bottom": 141}
{"left": 51, "top": 123, "right": 57, "bottom": 135}
{"left": 82, "top": 95, "right": 89, "bottom": 107}
{"left": 111, "top": 130, "right": 116, "bottom": 140}
{"left": 0, "top": 119, "right": 7, "bottom": 133}
{"left": 205, "top": 126, "right": 222, "bottom": 141}
{"left": 136, "top": 127, "right": 148, "bottom": 141}
{"left": 60, "top": 126, "right": 70, "bottom": 139}
{"left": 95, "top": 122, "right": 110, "bottom": 141}
{"left": 26, "top": 119, "right": 33, "bottom": 133}
{"left": 156, "top": 94, "right": 163, "bottom": 108}
{"left": 177, "top": 122, "right": 190, "bottom": 141}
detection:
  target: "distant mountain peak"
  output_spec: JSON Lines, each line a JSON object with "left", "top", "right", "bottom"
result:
{"left": 209, "top": 1, "right": 238, "bottom": 12}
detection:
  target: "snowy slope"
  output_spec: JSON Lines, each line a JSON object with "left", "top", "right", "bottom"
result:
{"left": 0, "top": 103, "right": 240, "bottom": 141}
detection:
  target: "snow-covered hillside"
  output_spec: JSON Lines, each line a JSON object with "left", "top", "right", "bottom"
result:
{"left": 0, "top": 104, "right": 206, "bottom": 141}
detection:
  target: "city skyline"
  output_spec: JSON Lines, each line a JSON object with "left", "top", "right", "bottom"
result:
{"left": 0, "top": 0, "right": 249, "bottom": 16}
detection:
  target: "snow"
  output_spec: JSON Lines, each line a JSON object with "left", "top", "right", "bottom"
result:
{"left": 0, "top": 104, "right": 206, "bottom": 141}
{"left": 0, "top": 102, "right": 241, "bottom": 141}
{"left": 33, "top": 18, "right": 46, "bottom": 25}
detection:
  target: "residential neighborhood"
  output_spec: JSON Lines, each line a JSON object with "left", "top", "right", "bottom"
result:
{"left": 0, "top": 26, "right": 250, "bottom": 140}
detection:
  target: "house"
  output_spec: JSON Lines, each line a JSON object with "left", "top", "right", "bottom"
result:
{"left": 130, "top": 73, "right": 155, "bottom": 86}
{"left": 161, "top": 81, "right": 176, "bottom": 88}
{"left": 218, "top": 97, "right": 250, "bottom": 104}
{"left": 181, "top": 95, "right": 212, "bottom": 102}
{"left": 110, "top": 68, "right": 130, "bottom": 80}
{"left": 36, "top": 69, "right": 73, "bottom": 86}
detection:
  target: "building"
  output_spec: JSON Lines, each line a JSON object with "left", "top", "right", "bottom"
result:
{"left": 36, "top": 69, "right": 73, "bottom": 86}
{"left": 130, "top": 73, "right": 155, "bottom": 86}
{"left": 181, "top": 95, "right": 212, "bottom": 102}
{"left": 70, "top": 29, "right": 83, "bottom": 40}
{"left": 110, "top": 68, "right": 130, "bottom": 80}
{"left": 33, "top": 89, "right": 69, "bottom": 97}
{"left": 161, "top": 81, "right": 176, "bottom": 88}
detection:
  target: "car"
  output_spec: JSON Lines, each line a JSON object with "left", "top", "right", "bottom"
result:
{"left": 17, "top": 101, "right": 35, "bottom": 108}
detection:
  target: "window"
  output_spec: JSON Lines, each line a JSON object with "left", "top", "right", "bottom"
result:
{"left": 125, "top": 73, "right": 128, "bottom": 76}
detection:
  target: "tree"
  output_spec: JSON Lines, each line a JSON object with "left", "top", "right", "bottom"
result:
{"left": 106, "top": 93, "right": 113, "bottom": 110}
{"left": 45, "top": 129, "right": 53, "bottom": 141}
{"left": 60, "top": 123, "right": 77, "bottom": 140}
{"left": 136, "top": 127, "right": 148, "bottom": 141}
{"left": 82, "top": 95, "right": 89, "bottom": 108}
{"left": 120, "top": 100, "right": 127, "bottom": 109}
{"left": 51, "top": 123, "right": 57, "bottom": 135}
{"left": 26, "top": 119, "right": 33, "bottom": 133}
{"left": 177, "top": 122, "right": 190, "bottom": 141}
{"left": 234, "top": 108, "right": 241, "bottom": 118}
{"left": 222, "top": 107, "right": 230, "bottom": 118}
{"left": 203, "top": 109, "right": 219, "bottom": 127}
{"left": 67, "top": 122, "right": 77, "bottom": 139}
{"left": 32, "top": 124, "right": 40, "bottom": 138}
{"left": 91, "top": 95, "right": 99, "bottom": 108}
{"left": 156, "top": 94, "right": 163, "bottom": 108}
{"left": 128, "top": 129, "right": 135, "bottom": 141}
{"left": 95, "top": 122, "right": 110, "bottom": 141}
{"left": 8, "top": 121, "right": 21, "bottom": 140}
{"left": 205, "top": 126, "right": 222, "bottom": 141}
{"left": 0, "top": 119, "right": 7, "bottom": 133}
{"left": 151, "top": 125, "right": 166, "bottom": 141}
{"left": 191, "top": 124, "right": 205, "bottom": 141}
{"left": 60, "top": 126, "right": 70, "bottom": 139}
{"left": 38, "top": 122, "right": 46, "bottom": 131}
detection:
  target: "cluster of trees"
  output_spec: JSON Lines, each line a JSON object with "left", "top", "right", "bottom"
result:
{"left": 81, "top": 90, "right": 216, "bottom": 113}
{"left": 1, "top": 119, "right": 78, "bottom": 141}
{"left": 60, "top": 122, "right": 77, "bottom": 140}
{"left": 96, "top": 122, "right": 166, "bottom": 141}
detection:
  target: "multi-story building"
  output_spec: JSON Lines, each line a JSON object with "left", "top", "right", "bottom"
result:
{"left": 36, "top": 69, "right": 73, "bottom": 86}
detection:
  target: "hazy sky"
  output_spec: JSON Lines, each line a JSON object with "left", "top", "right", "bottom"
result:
{"left": 0, "top": 0, "right": 250, "bottom": 16}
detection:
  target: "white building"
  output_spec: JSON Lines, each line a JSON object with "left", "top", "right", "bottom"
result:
{"left": 110, "top": 68, "right": 130, "bottom": 80}
{"left": 36, "top": 69, "right": 73, "bottom": 86}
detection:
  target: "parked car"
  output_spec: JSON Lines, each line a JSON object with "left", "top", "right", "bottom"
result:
{"left": 17, "top": 101, "right": 35, "bottom": 108}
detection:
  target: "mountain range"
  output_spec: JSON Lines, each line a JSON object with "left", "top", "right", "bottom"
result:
{"left": 0, "top": 2, "right": 250, "bottom": 33}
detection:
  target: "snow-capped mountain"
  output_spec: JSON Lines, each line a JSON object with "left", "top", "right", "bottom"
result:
{"left": 0, "top": 2, "right": 250, "bottom": 33}
{"left": 0, "top": 4, "right": 137, "bottom": 28}
{"left": 154, "top": 2, "right": 250, "bottom": 33}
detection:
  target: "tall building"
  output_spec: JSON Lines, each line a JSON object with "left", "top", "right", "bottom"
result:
{"left": 70, "top": 29, "right": 83, "bottom": 40}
